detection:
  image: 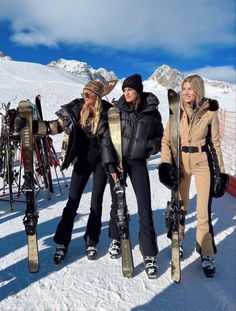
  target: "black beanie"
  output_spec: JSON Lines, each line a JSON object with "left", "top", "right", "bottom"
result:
{"left": 122, "top": 74, "right": 143, "bottom": 94}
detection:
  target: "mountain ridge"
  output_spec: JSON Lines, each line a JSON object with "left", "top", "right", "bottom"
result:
{"left": 0, "top": 51, "right": 234, "bottom": 91}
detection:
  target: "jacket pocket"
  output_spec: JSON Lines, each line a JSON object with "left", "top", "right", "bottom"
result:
{"left": 195, "top": 153, "right": 209, "bottom": 169}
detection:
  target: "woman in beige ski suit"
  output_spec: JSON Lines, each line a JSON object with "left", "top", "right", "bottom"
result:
{"left": 159, "top": 74, "right": 225, "bottom": 277}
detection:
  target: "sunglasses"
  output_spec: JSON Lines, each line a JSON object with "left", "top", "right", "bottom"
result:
{"left": 81, "top": 92, "right": 94, "bottom": 99}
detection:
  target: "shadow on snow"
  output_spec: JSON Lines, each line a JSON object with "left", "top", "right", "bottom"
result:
{"left": 0, "top": 171, "right": 235, "bottom": 309}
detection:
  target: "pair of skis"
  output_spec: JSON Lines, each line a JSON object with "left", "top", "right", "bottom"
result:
{"left": 166, "top": 89, "right": 184, "bottom": 283}
{"left": 18, "top": 100, "right": 39, "bottom": 273}
{"left": 108, "top": 107, "right": 134, "bottom": 278}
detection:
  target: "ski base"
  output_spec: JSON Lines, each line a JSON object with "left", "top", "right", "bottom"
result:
{"left": 171, "top": 231, "right": 181, "bottom": 283}
{"left": 28, "top": 234, "right": 39, "bottom": 273}
{"left": 108, "top": 107, "right": 134, "bottom": 278}
{"left": 121, "top": 238, "right": 134, "bottom": 278}
{"left": 167, "top": 89, "right": 182, "bottom": 283}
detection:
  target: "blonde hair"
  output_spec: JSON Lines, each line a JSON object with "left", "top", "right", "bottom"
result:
{"left": 80, "top": 97, "right": 102, "bottom": 134}
{"left": 181, "top": 74, "right": 205, "bottom": 103}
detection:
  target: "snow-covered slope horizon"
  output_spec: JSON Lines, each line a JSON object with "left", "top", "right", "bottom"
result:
{"left": 1, "top": 51, "right": 235, "bottom": 91}
{"left": 0, "top": 59, "right": 235, "bottom": 311}
{"left": 0, "top": 59, "right": 235, "bottom": 114}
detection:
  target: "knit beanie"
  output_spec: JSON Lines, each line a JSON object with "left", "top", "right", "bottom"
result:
{"left": 122, "top": 74, "right": 143, "bottom": 94}
{"left": 83, "top": 80, "right": 104, "bottom": 98}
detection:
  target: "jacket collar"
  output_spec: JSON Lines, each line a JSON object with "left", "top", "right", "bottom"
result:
{"left": 117, "top": 92, "right": 159, "bottom": 113}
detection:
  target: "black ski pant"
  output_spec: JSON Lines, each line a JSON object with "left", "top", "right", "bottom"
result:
{"left": 53, "top": 163, "right": 107, "bottom": 247}
{"left": 108, "top": 159, "right": 158, "bottom": 257}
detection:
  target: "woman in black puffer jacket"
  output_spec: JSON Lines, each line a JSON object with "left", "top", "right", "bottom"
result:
{"left": 101, "top": 74, "right": 163, "bottom": 279}
{"left": 15, "top": 80, "right": 112, "bottom": 263}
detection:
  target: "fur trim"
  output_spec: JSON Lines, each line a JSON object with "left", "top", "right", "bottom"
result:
{"left": 208, "top": 99, "right": 219, "bottom": 111}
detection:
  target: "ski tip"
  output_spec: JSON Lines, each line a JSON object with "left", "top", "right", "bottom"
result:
{"left": 172, "top": 272, "right": 181, "bottom": 283}
{"left": 28, "top": 263, "right": 39, "bottom": 273}
{"left": 122, "top": 271, "right": 134, "bottom": 278}
{"left": 108, "top": 107, "right": 120, "bottom": 120}
{"left": 35, "top": 95, "right": 41, "bottom": 102}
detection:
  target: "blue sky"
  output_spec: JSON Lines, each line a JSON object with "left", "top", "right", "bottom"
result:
{"left": 0, "top": 0, "right": 235, "bottom": 83}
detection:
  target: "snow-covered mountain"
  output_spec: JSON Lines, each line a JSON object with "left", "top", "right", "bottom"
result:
{"left": 0, "top": 51, "right": 13, "bottom": 61}
{"left": 148, "top": 64, "right": 234, "bottom": 91}
{"left": 0, "top": 58, "right": 235, "bottom": 311}
{"left": 202, "top": 77, "right": 233, "bottom": 90}
{"left": 1, "top": 51, "right": 234, "bottom": 93}
{"left": 148, "top": 64, "right": 185, "bottom": 90}
{"left": 48, "top": 59, "right": 235, "bottom": 94}
{"left": 48, "top": 58, "right": 117, "bottom": 83}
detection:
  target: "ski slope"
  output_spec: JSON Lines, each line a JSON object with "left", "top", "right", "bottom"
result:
{"left": 0, "top": 60, "right": 235, "bottom": 311}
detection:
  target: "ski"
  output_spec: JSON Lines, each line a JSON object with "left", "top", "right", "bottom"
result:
{"left": 18, "top": 100, "right": 39, "bottom": 273}
{"left": 166, "top": 89, "right": 183, "bottom": 283}
{"left": 108, "top": 107, "right": 134, "bottom": 278}
{"left": 35, "top": 95, "right": 53, "bottom": 195}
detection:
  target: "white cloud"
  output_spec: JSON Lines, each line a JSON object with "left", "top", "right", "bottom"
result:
{"left": 11, "top": 27, "right": 58, "bottom": 47}
{"left": 0, "top": 0, "right": 235, "bottom": 54}
{"left": 187, "top": 66, "right": 236, "bottom": 84}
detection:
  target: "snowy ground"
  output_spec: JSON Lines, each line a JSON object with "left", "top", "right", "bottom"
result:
{"left": 0, "top": 60, "right": 236, "bottom": 311}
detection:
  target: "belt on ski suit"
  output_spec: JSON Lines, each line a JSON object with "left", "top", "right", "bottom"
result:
{"left": 181, "top": 145, "right": 208, "bottom": 153}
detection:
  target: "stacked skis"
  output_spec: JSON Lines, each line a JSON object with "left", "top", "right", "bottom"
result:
{"left": 18, "top": 100, "right": 39, "bottom": 273}
{"left": 108, "top": 107, "right": 134, "bottom": 278}
{"left": 18, "top": 96, "right": 66, "bottom": 272}
{"left": 165, "top": 89, "right": 185, "bottom": 283}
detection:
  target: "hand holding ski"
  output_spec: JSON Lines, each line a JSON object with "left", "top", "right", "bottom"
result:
{"left": 159, "top": 89, "right": 184, "bottom": 283}
{"left": 108, "top": 107, "right": 134, "bottom": 278}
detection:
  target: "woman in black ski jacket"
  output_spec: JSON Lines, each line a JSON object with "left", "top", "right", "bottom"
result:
{"left": 101, "top": 74, "right": 164, "bottom": 278}
{"left": 15, "top": 80, "right": 112, "bottom": 263}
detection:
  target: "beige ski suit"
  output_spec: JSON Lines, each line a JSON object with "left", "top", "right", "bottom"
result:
{"left": 161, "top": 98, "right": 224, "bottom": 256}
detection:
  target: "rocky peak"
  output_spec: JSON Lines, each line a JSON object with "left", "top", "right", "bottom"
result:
{"left": 148, "top": 64, "right": 184, "bottom": 89}
{"left": 0, "top": 51, "right": 13, "bottom": 61}
{"left": 202, "top": 77, "right": 231, "bottom": 90}
{"left": 47, "top": 58, "right": 117, "bottom": 82}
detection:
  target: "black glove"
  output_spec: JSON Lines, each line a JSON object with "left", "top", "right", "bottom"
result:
{"left": 213, "top": 172, "right": 229, "bottom": 198}
{"left": 158, "top": 163, "right": 178, "bottom": 190}
{"left": 106, "top": 163, "right": 117, "bottom": 174}
{"left": 14, "top": 116, "right": 27, "bottom": 133}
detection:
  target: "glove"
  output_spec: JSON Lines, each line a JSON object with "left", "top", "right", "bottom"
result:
{"left": 14, "top": 116, "right": 27, "bottom": 133}
{"left": 147, "top": 138, "right": 162, "bottom": 155}
{"left": 213, "top": 172, "right": 229, "bottom": 198}
{"left": 158, "top": 163, "right": 178, "bottom": 190}
{"left": 106, "top": 163, "right": 117, "bottom": 174}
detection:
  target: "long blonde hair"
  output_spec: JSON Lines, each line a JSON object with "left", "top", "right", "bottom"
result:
{"left": 80, "top": 97, "right": 102, "bottom": 134}
{"left": 181, "top": 74, "right": 205, "bottom": 103}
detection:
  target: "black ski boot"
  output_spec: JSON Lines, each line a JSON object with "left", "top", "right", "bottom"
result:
{"left": 201, "top": 256, "right": 216, "bottom": 278}
{"left": 85, "top": 236, "right": 97, "bottom": 260}
{"left": 108, "top": 240, "right": 121, "bottom": 259}
{"left": 53, "top": 245, "right": 68, "bottom": 264}
{"left": 86, "top": 244, "right": 97, "bottom": 260}
{"left": 144, "top": 256, "right": 158, "bottom": 279}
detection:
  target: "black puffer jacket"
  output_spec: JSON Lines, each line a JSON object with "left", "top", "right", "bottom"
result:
{"left": 101, "top": 92, "right": 163, "bottom": 166}
{"left": 55, "top": 98, "right": 111, "bottom": 170}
